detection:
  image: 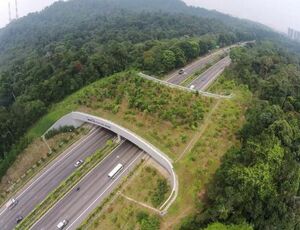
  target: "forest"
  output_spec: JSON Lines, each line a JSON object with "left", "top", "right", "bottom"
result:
{"left": 180, "top": 43, "right": 300, "bottom": 229}
{"left": 0, "top": 0, "right": 263, "bottom": 179}
{"left": 1, "top": 0, "right": 300, "bottom": 228}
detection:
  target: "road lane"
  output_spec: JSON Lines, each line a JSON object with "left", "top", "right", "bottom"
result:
{"left": 188, "top": 56, "right": 231, "bottom": 91}
{"left": 0, "top": 128, "right": 114, "bottom": 230}
{"left": 32, "top": 141, "right": 143, "bottom": 230}
{"left": 166, "top": 47, "right": 230, "bottom": 85}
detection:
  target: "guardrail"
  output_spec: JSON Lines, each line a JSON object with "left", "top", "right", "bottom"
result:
{"left": 138, "top": 72, "right": 232, "bottom": 99}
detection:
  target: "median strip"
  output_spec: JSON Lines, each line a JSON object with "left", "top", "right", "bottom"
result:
{"left": 16, "top": 139, "right": 119, "bottom": 230}
{"left": 180, "top": 64, "right": 212, "bottom": 87}
{"left": 78, "top": 156, "right": 145, "bottom": 230}
{"left": 0, "top": 126, "right": 91, "bottom": 209}
{"left": 180, "top": 54, "right": 226, "bottom": 87}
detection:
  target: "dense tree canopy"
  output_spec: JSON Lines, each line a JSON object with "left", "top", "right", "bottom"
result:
{"left": 187, "top": 43, "right": 300, "bottom": 230}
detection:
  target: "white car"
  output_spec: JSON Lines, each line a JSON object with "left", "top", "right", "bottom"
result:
{"left": 6, "top": 198, "right": 18, "bottom": 210}
{"left": 57, "top": 219, "right": 68, "bottom": 229}
{"left": 74, "top": 160, "right": 84, "bottom": 167}
{"left": 189, "top": 85, "right": 195, "bottom": 90}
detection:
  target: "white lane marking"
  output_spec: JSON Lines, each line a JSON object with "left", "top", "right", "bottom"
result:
{"left": 198, "top": 59, "right": 231, "bottom": 90}
{"left": 30, "top": 141, "right": 125, "bottom": 230}
{"left": 188, "top": 56, "right": 230, "bottom": 88}
{"left": 0, "top": 128, "right": 100, "bottom": 217}
{"left": 16, "top": 129, "right": 99, "bottom": 198}
{"left": 65, "top": 151, "right": 143, "bottom": 230}
{"left": 166, "top": 49, "right": 225, "bottom": 82}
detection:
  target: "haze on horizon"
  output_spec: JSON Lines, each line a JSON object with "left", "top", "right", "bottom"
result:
{"left": 184, "top": 0, "right": 300, "bottom": 33}
{"left": 0, "top": 0, "right": 299, "bottom": 33}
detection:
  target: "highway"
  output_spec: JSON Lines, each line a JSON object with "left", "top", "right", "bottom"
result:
{"left": 0, "top": 127, "right": 114, "bottom": 230}
{"left": 165, "top": 47, "right": 230, "bottom": 85}
{"left": 188, "top": 56, "right": 231, "bottom": 91}
{"left": 32, "top": 141, "right": 143, "bottom": 230}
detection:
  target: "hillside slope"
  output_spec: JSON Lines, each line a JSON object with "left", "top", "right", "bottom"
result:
{"left": 0, "top": 0, "right": 270, "bottom": 56}
{"left": 0, "top": 0, "right": 264, "bottom": 162}
{"left": 0, "top": 0, "right": 285, "bottom": 185}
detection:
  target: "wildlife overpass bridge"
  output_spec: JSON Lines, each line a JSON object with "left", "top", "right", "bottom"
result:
{"left": 43, "top": 111, "right": 178, "bottom": 213}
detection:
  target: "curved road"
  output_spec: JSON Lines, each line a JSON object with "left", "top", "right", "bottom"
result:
{"left": 0, "top": 128, "right": 114, "bottom": 230}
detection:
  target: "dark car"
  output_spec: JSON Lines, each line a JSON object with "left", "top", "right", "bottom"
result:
{"left": 16, "top": 215, "right": 23, "bottom": 224}
{"left": 178, "top": 69, "right": 185, "bottom": 75}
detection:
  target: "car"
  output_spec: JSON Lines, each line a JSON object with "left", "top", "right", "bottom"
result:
{"left": 16, "top": 215, "right": 23, "bottom": 224}
{"left": 189, "top": 85, "right": 195, "bottom": 90}
{"left": 178, "top": 69, "right": 185, "bottom": 75}
{"left": 6, "top": 198, "right": 18, "bottom": 210}
{"left": 74, "top": 159, "right": 84, "bottom": 167}
{"left": 57, "top": 219, "right": 69, "bottom": 229}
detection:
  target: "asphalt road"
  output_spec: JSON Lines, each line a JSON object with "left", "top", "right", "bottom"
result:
{"left": 166, "top": 47, "right": 230, "bottom": 85}
{"left": 188, "top": 56, "right": 231, "bottom": 91}
{"left": 0, "top": 127, "right": 114, "bottom": 230}
{"left": 32, "top": 141, "right": 143, "bottom": 230}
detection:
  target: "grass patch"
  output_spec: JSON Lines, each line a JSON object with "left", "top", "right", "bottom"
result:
{"left": 80, "top": 196, "right": 161, "bottom": 230}
{"left": 161, "top": 79, "right": 252, "bottom": 229}
{"left": 25, "top": 71, "right": 214, "bottom": 161}
{"left": 78, "top": 160, "right": 154, "bottom": 230}
{"left": 0, "top": 125, "right": 90, "bottom": 207}
{"left": 80, "top": 161, "right": 171, "bottom": 229}
{"left": 123, "top": 165, "right": 170, "bottom": 208}
{"left": 16, "top": 140, "right": 117, "bottom": 230}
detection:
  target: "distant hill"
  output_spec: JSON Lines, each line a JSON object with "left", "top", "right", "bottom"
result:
{"left": 0, "top": 0, "right": 271, "bottom": 54}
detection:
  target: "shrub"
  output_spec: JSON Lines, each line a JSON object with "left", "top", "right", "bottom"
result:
{"left": 44, "top": 125, "right": 75, "bottom": 139}
{"left": 151, "top": 179, "right": 169, "bottom": 207}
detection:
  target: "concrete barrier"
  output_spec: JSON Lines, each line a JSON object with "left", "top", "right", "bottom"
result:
{"left": 44, "top": 111, "right": 178, "bottom": 213}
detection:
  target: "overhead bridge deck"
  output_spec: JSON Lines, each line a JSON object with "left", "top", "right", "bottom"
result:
{"left": 44, "top": 111, "right": 178, "bottom": 213}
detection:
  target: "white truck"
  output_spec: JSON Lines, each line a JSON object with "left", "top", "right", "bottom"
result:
{"left": 108, "top": 163, "right": 123, "bottom": 179}
{"left": 6, "top": 198, "right": 18, "bottom": 210}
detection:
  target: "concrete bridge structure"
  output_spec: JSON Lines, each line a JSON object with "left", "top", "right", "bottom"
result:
{"left": 44, "top": 111, "right": 178, "bottom": 213}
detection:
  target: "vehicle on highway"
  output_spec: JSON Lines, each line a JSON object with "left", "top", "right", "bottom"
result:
{"left": 74, "top": 159, "right": 84, "bottom": 167}
{"left": 57, "top": 219, "right": 69, "bottom": 229}
{"left": 108, "top": 163, "right": 124, "bottom": 178}
{"left": 190, "top": 85, "right": 195, "bottom": 90}
{"left": 178, "top": 69, "right": 185, "bottom": 75}
{"left": 16, "top": 215, "right": 23, "bottom": 224}
{"left": 6, "top": 198, "right": 18, "bottom": 210}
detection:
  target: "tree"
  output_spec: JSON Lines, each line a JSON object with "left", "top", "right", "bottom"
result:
{"left": 204, "top": 222, "right": 253, "bottom": 230}
{"left": 178, "top": 41, "right": 200, "bottom": 60}
{"left": 161, "top": 50, "right": 176, "bottom": 71}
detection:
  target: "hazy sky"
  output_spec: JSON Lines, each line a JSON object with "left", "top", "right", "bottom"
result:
{"left": 183, "top": 0, "right": 300, "bottom": 32}
{"left": 0, "top": 0, "right": 58, "bottom": 28}
{"left": 0, "top": 0, "right": 299, "bottom": 33}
